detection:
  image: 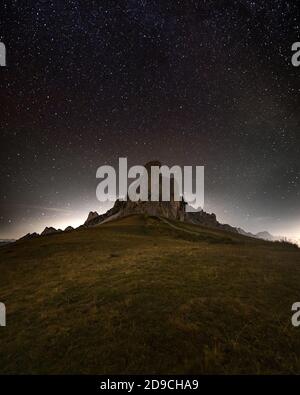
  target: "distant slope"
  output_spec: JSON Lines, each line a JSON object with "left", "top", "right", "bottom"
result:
{"left": 237, "top": 228, "right": 283, "bottom": 242}
{"left": 255, "top": 231, "right": 278, "bottom": 241}
{"left": 0, "top": 214, "right": 300, "bottom": 374}
{"left": 0, "top": 239, "right": 15, "bottom": 246}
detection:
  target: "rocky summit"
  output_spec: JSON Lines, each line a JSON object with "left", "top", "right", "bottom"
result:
{"left": 84, "top": 211, "right": 99, "bottom": 225}
{"left": 41, "top": 227, "right": 62, "bottom": 236}
{"left": 84, "top": 161, "right": 236, "bottom": 233}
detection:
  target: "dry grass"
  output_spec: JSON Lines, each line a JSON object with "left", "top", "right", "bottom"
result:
{"left": 0, "top": 214, "right": 300, "bottom": 374}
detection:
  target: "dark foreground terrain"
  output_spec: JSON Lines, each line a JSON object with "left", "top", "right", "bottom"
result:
{"left": 0, "top": 215, "right": 300, "bottom": 374}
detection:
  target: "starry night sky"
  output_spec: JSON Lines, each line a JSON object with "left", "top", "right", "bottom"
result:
{"left": 1, "top": 0, "right": 300, "bottom": 240}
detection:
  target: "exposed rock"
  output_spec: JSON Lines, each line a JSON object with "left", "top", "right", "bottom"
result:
{"left": 255, "top": 231, "right": 277, "bottom": 241}
{"left": 85, "top": 160, "right": 187, "bottom": 226}
{"left": 185, "top": 208, "right": 238, "bottom": 233}
{"left": 84, "top": 160, "right": 235, "bottom": 232}
{"left": 41, "top": 227, "right": 60, "bottom": 236}
{"left": 84, "top": 201, "right": 124, "bottom": 227}
{"left": 31, "top": 161, "right": 276, "bottom": 239}
{"left": 84, "top": 211, "right": 99, "bottom": 225}
{"left": 114, "top": 199, "right": 186, "bottom": 221}
{"left": 19, "top": 232, "right": 39, "bottom": 241}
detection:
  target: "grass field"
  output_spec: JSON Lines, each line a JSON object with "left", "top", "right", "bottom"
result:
{"left": 0, "top": 214, "right": 300, "bottom": 374}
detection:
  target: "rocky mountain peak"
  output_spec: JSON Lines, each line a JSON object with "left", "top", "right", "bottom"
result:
{"left": 84, "top": 211, "right": 99, "bottom": 225}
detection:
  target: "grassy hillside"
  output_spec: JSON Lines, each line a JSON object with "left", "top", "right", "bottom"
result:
{"left": 0, "top": 214, "right": 300, "bottom": 374}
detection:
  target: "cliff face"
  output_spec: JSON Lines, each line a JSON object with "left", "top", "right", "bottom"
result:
{"left": 84, "top": 198, "right": 186, "bottom": 227}
{"left": 19, "top": 233, "right": 39, "bottom": 241}
{"left": 185, "top": 209, "right": 238, "bottom": 233}
{"left": 41, "top": 227, "right": 62, "bottom": 236}
{"left": 85, "top": 161, "right": 186, "bottom": 226}
{"left": 84, "top": 161, "right": 237, "bottom": 232}
{"left": 84, "top": 198, "right": 237, "bottom": 234}
{"left": 113, "top": 199, "right": 185, "bottom": 221}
